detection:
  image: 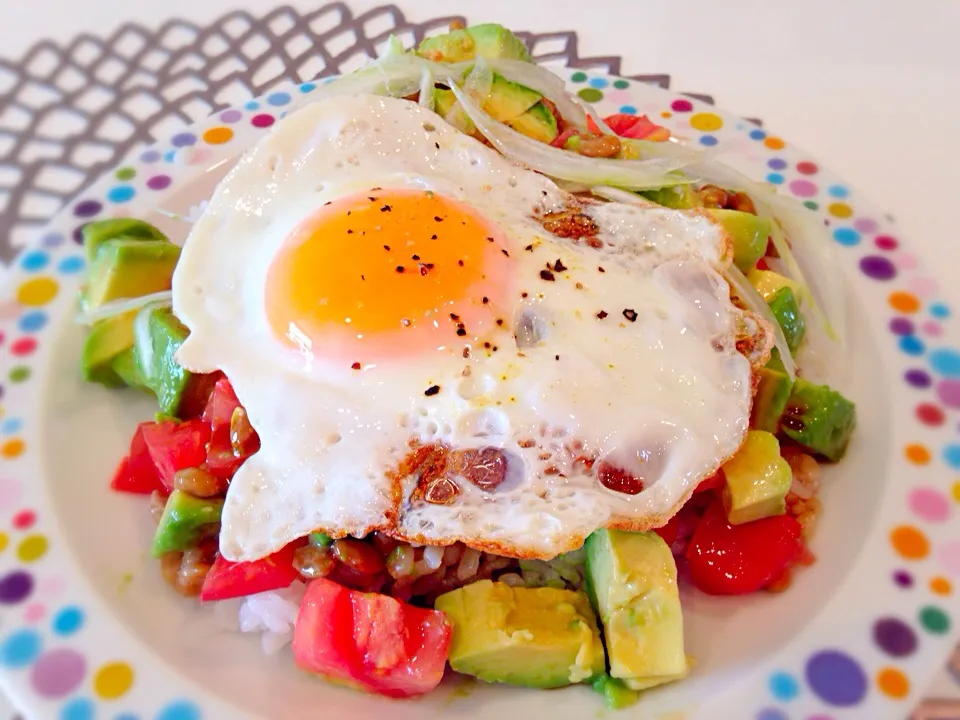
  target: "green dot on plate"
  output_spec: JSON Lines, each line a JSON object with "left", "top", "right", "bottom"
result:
{"left": 9, "top": 367, "right": 30, "bottom": 383}
{"left": 114, "top": 167, "right": 136, "bottom": 181}
{"left": 803, "top": 201, "right": 819, "bottom": 210}
{"left": 613, "top": 79, "right": 629, "bottom": 89}
{"left": 570, "top": 71, "right": 587, "bottom": 83}
{"left": 577, "top": 88, "right": 603, "bottom": 103}
{"left": 919, "top": 606, "right": 951, "bottom": 634}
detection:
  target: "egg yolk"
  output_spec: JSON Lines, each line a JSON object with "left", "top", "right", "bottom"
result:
{"left": 266, "top": 189, "right": 513, "bottom": 365}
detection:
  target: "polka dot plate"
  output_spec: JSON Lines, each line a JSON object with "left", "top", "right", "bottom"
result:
{"left": 0, "top": 70, "right": 958, "bottom": 720}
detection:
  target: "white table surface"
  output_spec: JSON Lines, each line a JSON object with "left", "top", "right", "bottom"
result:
{"left": 1, "top": 0, "right": 958, "bottom": 717}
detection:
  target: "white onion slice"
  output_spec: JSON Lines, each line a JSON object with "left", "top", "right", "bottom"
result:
{"left": 724, "top": 264, "right": 796, "bottom": 380}
{"left": 590, "top": 186, "right": 658, "bottom": 208}
{"left": 418, "top": 67, "right": 435, "bottom": 111}
{"left": 76, "top": 291, "right": 172, "bottom": 326}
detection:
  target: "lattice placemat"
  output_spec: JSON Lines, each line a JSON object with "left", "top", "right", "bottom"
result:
{"left": 0, "top": 3, "right": 956, "bottom": 719}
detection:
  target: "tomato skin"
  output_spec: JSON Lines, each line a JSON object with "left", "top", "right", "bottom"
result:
{"left": 200, "top": 541, "right": 302, "bottom": 602}
{"left": 685, "top": 499, "right": 803, "bottom": 595}
{"left": 201, "top": 377, "right": 259, "bottom": 479}
{"left": 293, "top": 578, "right": 452, "bottom": 698}
{"left": 139, "top": 419, "right": 211, "bottom": 491}
{"left": 110, "top": 426, "right": 166, "bottom": 494}
{"left": 587, "top": 113, "right": 670, "bottom": 140}
{"left": 694, "top": 471, "right": 725, "bottom": 494}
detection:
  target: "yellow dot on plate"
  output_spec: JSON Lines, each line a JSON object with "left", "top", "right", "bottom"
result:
{"left": 0, "top": 439, "right": 24, "bottom": 459}
{"left": 828, "top": 202, "right": 853, "bottom": 218}
{"left": 94, "top": 661, "right": 134, "bottom": 699}
{"left": 877, "top": 667, "right": 909, "bottom": 698}
{"left": 904, "top": 443, "right": 930, "bottom": 465}
{"left": 764, "top": 136, "right": 785, "bottom": 150}
{"left": 203, "top": 127, "right": 233, "bottom": 145}
{"left": 16, "top": 535, "right": 47, "bottom": 563}
{"left": 889, "top": 291, "right": 921, "bottom": 314}
{"left": 690, "top": 112, "right": 722, "bottom": 132}
{"left": 930, "top": 576, "right": 952, "bottom": 595}
{"left": 16, "top": 278, "right": 58, "bottom": 306}
{"left": 890, "top": 525, "right": 929, "bottom": 560}
{"left": 0, "top": 533, "right": 8, "bottom": 554}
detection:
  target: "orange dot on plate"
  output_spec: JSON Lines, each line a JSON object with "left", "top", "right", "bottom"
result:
{"left": 203, "top": 127, "right": 233, "bottom": 145}
{"left": 904, "top": 444, "right": 931, "bottom": 465}
{"left": 0, "top": 439, "right": 24, "bottom": 459}
{"left": 890, "top": 525, "right": 929, "bottom": 560}
{"left": 764, "top": 136, "right": 785, "bottom": 150}
{"left": 94, "top": 661, "right": 135, "bottom": 699}
{"left": 930, "top": 576, "right": 952, "bottom": 595}
{"left": 889, "top": 291, "right": 921, "bottom": 314}
{"left": 660, "top": 111, "right": 672, "bottom": 118}
{"left": 877, "top": 667, "right": 910, "bottom": 698}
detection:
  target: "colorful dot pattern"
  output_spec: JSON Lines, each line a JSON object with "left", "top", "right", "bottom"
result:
{"left": 0, "top": 69, "right": 955, "bottom": 719}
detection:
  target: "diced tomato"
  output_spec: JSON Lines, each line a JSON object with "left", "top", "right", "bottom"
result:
{"left": 694, "top": 470, "right": 725, "bottom": 494}
{"left": 293, "top": 578, "right": 452, "bottom": 698}
{"left": 686, "top": 499, "right": 804, "bottom": 595}
{"left": 587, "top": 113, "right": 671, "bottom": 141}
{"left": 654, "top": 502, "right": 705, "bottom": 552}
{"left": 550, "top": 127, "right": 578, "bottom": 148}
{"left": 202, "top": 376, "right": 241, "bottom": 446}
{"left": 756, "top": 257, "right": 770, "bottom": 271}
{"left": 110, "top": 426, "right": 165, "bottom": 494}
{"left": 139, "top": 418, "right": 211, "bottom": 490}
{"left": 200, "top": 541, "right": 303, "bottom": 602}
{"left": 654, "top": 512, "right": 682, "bottom": 546}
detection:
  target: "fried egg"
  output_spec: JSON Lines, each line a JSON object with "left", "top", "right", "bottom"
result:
{"left": 172, "top": 94, "right": 769, "bottom": 562}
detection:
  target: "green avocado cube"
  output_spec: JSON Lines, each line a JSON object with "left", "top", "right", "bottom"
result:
{"left": 81, "top": 311, "right": 138, "bottom": 387}
{"left": 781, "top": 378, "right": 856, "bottom": 462}
{"left": 110, "top": 347, "right": 148, "bottom": 389}
{"left": 482, "top": 74, "right": 542, "bottom": 123}
{"left": 708, "top": 208, "right": 771, "bottom": 273}
{"left": 81, "top": 217, "right": 167, "bottom": 262}
{"left": 151, "top": 490, "right": 223, "bottom": 557}
{"left": 417, "top": 23, "right": 531, "bottom": 63}
{"left": 639, "top": 185, "right": 698, "bottom": 209}
{"left": 767, "top": 286, "right": 806, "bottom": 355}
{"left": 505, "top": 101, "right": 558, "bottom": 144}
{"left": 751, "top": 367, "right": 794, "bottom": 433}
{"left": 748, "top": 268, "right": 798, "bottom": 301}
{"left": 81, "top": 238, "right": 180, "bottom": 313}
{"left": 434, "top": 580, "right": 605, "bottom": 688}
{"left": 584, "top": 530, "right": 687, "bottom": 691}
{"left": 721, "top": 430, "right": 792, "bottom": 525}
{"left": 590, "top": 674, "right": 640, "bottom": 709}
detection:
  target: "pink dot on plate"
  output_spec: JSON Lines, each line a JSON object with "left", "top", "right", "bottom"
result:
{"left": 0, "top": 479, "right": 21, "bottom": 512}
{"left": 30, "top": 648, "right": 86, "bottom": 698}
{"left": 922, "top": 321, "right": 943, "bottom": 337}
{"left": 909, "top": 487, "right": 951, "bottom": 522}
{"left": 854, "top": 217, "right": 879, "bottom": 234}
{"left": 940, "top": 540, "right": 960, "bottom": 578}
{"left": 937, "top": 379, "right": 960, "bottom": 409}
{"left": 788, "top": 179, "right": 817, "bottom": 198}
{"left": 23, "top": 603, "right": 45, "bottom": 623}
{"left": 909, "top": 276, "right": 938, "bottom": 298}
{"left": 38, "top": 575, "right": 66, "bottom": 598}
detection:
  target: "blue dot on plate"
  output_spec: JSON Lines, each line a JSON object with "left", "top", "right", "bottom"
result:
{"left": 0, "top": 629, "right": 42, "bottom": 668}
{"left": 20, "top": 250, "right": 49, "bottom": 272}
{"left": 1, "top": 418, "right": 22, "bottom": 435}
{"left": 299, "top": 82, "right": 316, "bottom": 93}
{"left": 828, "top": 184, "right": 849, "bottom": 198}
{"left": 768, "top": 671, "right": 799, "bottom": 701}
{"left": 61, "top": 697, "right": 95, "bottom": 720}
{"left": 107, "top": 186, "right": 135, "bottom": 203}
{"left": 618, "top": 105, "right": 637, "bottom": 115}
{"left": 163, "top": 150, "right": 176, "bottom": 163}
{"left": 588, "top": 77, "right": 608, "bottom": 89}
{"left": 930, "top": 348, "right": 960, "bottom": 377}
{"left": 943, "top": 444, "right": 960, "bottom": 469}
{"left": 699, "top": 135, "right": 718, "bottom": 147}
{"left": 267, "top": 92, "right": 291, "bottom": 106}
{"left": 931, "top": 302, "right": 951, "bottom": 319}
{"left": 766, "top": 173, "right": 784, "bottom": 185}
{"left": 18, "top": 310, "right": 47, "bottom": 333}
{"left": 749, "top": 128, "right": 767, "bottom": 140}
{"left": 243, "top": 100, "right": 260, "bottom": 111}
{"left": 115, "top": 714, "right": 139, "bottom": 720}
{"left": 52, "top": 606, "right": 84, "bottom": 636}
{"left": 832, "top": 227, "right": 861, "bottom": 246}
{"left": 58, "top": 256, "right": 86, "bottom": 274}
{"left": 756, "top": 710, "right": 787, "bottom": 720}
{"left": 156, "top": 701, "right": 201, "bottom": 720}
{"left": 899, "top": 335, "right": 925, "bottom": 356}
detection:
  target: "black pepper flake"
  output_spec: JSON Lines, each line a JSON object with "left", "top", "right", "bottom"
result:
{"left": 456, "top": 327, "right": 467, "bottom": 337}
{"left": 381, "top": 205, "right": 392, "bottom": 212}
{"left": 368, "top": 196, "right": 376, "bottom": 202}
{"left": 372, "top": 187, "right": 382, "bottom": 191}
{"left": 431, "top": 234, "right": 438, "bottom": 240}
{"left": 484, "top": 342, "right": 492, "bottom": 349}
{"left": 553, "top": 258, "right": 567, "bottom": 272}
{"left": 598, "top": 266, "right": 606, "bottom": 273}
{"left": 412, "top": 254, "right": 420, "bottom": 261}
{"left": 420, "top": 262, "right": 435, "bottom": 275}
{"left": 502, "top": 249, "right": 509, "bottom": 257}
{"left": 424, "top": 385, "right": 440, "bottom": 397}
{"left": 450, "top": 313, "right": 461, "bottom": 321}
{"left": 482, "top": 296, "right": 489, "bottom": 304}
{"left": 541, "top": 190, "right": 548, "bottom": 196}
{"left": 458, "top": 259, "right": 464, "bottom": 267}
{"left": 347, "top": 210, "right": 352, "bottom": 216}
{"left": 383, "top": 245, "right": 391, "bottom": 251}
{"left": 462, "top": 347, "right": 471, "bottom": 358}
{"left": 361, "top": 274, "right": 366, "bottom": 281}
{"left": 555, "top": 355, "right": 560, "bottom": 361}
{"left": 396, "top": 266, "right": 405, "bottom": 273}
{"left": 351, "top": 362, "right": 361, "bottom": 370}
{"left": 434, "top": 216, "right": 443, "bottom": 222}
{"left": 492, "top": 345, "right": 499, "bottom": 352}
{"left": 521, "top": 292, "right": 528, "bottom": 298}
{"left": 496, "top": 318, "right": 504, "bottom": 326}
{"left": 347, "top": 229, "right": 353, "bottom": 234}
{"left": 323, "top": 201, "right": 332, "bottom": 206}
{"left": 622, "top": 308, "right": 638, "bottom": 322}
{"left": 524, "top": 244, "right": 534, "bottom": 252}
{"left": 597, "top": 310, "right": 608, "bottom": 319}
{"left": 486, "top": 236, "right": 495, "bottom": 243}
{"left": 435, "top": 142, "right": 440, "bottom": 149}
{"left": 540, "top": 269, "right": 556, "bottom": 282}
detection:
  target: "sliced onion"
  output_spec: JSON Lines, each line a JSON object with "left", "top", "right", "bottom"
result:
{"left": 478, "top": 58, "right": 587, "bottom": 129}
{"left": 418, "top": 67, "right": 435, "bottom": 111}
{"left": 76, "top": 290, "right": 172, "bottom": 326}
{"left": 573, "top": 95, "right": 614, "bottom": 135}
{"left": 448, "top": 82, "right": 695, "bottom": 190}
{"left": 724, "top": 264, "right": 796, "bottom": 380}
{"left": 590, "top": 186, "right": 659, "bottom": 208}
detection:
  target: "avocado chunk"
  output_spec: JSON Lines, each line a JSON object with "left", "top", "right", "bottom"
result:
{"left": 590, "top": 674, "right": 640, "bottom": 709}
{"left": 81, "top": 217, "right": 167, "bottom": 262}
{"left": 434, "top": 580, "right": 605, "bottom": 688}
{"left": 640, "top": 185, "right": 697, "bottom": 209}
{"left": 479, "top": 73, "right": 542, "bottom": 123}
{"left": 584, "top": 530, "right": 687, "bottom": 691}
{"left": 767, "top": 286, "right": 806, "bottom": 354}
{"left": 748, "top": 268, "right": 798, "bottom": 301}
{"left": 751, "top": 367, "right": 794, "bottom": 433}
{"left": 110, "top": 347, "right": 147, "bottom": 389}
{"left": 136, "top": 306, "right": 216, "bottom": 419}
{"left": 81, "top": 238, "right": 180, "bottom": 313}
{"left": 151, "top": 490, "right": 223, "bottom": 556}
{"left": 81, "top": 311, "right": 138, "bottom": 388}
{"left": 780, "top": 378, "right": 856, "bottom": 462}
{"left": 708, "top": 209, "right": 771, "bottom": 273}
{"left": 506, "top": 101, "right": 558, "bottom": 144}
{"left": 721, "top": 430, "right": 792, "bottom": 525}
{"left": 417, "top": 23, "right": 531, "bottom": 64}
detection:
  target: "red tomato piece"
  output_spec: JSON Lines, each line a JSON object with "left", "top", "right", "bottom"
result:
{"left": 685, "top": 499, "right": 803, "bottom": 595}
{"left": 200, "top": 541, "right": 302, "bottom": 602}
{"left": 694, "top": 471, "right": 725, "bottom": 494}
{"left": 202, "top": 376, "right": 241, "bottom": 446}
{"left": 587, "top": 113, "right": 670, "bottom": 140}
{"left": 293, "top": 578, "right": 452, "bottom": 698}
{"left": 139, "top": 418, "right": 211, "bottom": 491}
{"left": 110, "top": 426, "right": 166, "bottom": 494}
